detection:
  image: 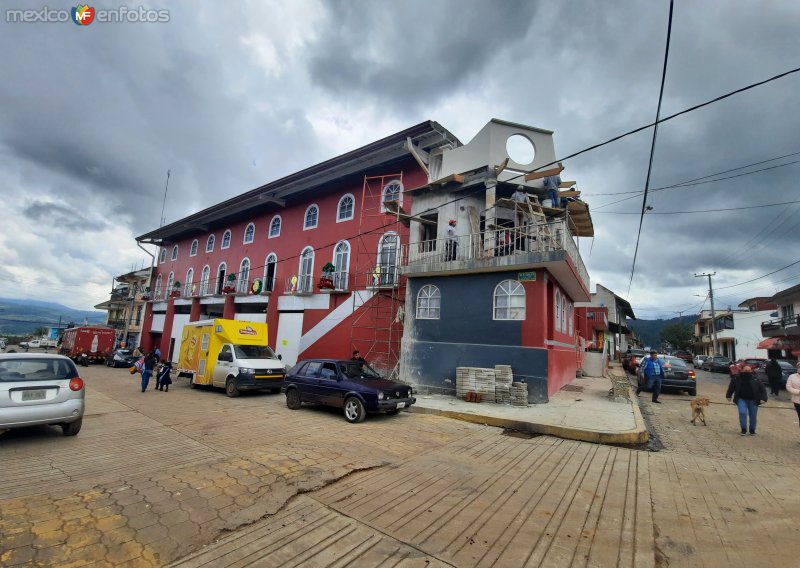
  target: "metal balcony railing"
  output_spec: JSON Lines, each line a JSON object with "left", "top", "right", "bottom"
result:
{"left": 761, "top": 315, "right": 800, "bottom": 331}
{"left": 399, "top": 219, "right": 589, "bottom": 289}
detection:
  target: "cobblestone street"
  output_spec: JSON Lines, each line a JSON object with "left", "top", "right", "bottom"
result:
{"left": 2, "top": 364, "right": 800, "bottom": 567}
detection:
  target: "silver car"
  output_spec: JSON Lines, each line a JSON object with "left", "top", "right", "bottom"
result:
{"left": 0, "top": 353, "right": 85, "bottom": 436}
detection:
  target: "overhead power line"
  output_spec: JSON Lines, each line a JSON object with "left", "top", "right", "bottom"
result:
{"left": 595, "top": 198, "right": 800, "bottom": 214}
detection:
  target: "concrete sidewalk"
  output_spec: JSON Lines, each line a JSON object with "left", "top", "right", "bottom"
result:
{"left": 410, "top": 372, "right": 648, "bottom": 445}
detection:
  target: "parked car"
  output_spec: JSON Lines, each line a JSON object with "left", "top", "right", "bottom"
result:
{"left": 0, "top": 353, "right": 85, "bottom": 436}
{"left": 283, "top": 358, "right": 416, "bottom": 423}
{"left": 672, "top": 351, "right": 694, "bottom": 364}
{"left": 692, "top": 355, "right": 708, "bottom": 368}
{"left": 637, "top": 355, "right": 697, "bottom": 396}
{"left": 106, "top": 349, "right": 138, "bottom": 368}
{"left": 19, "top": 339, "right": 41, "bottom": 349}
{"left": 701, "top": 356, "right": 732, "bottom": 373}
{"left": 729, "top": 358, "right": 767, "bottom": 377}
{"left": 622, "top": 349, "right": 648, "bottom": 374}
{"left": 754, "top": 359, "right": 796, "bottom": 390}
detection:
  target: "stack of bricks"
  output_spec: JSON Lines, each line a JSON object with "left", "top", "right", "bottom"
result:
{"left": 494, "top": 365, "right": 513, "bottom": 404}
{"left": 509, "top": 382, "right": 529, "bottom": 407}
{"left": 456, "top": 367, "right": 496, "bottom": 401}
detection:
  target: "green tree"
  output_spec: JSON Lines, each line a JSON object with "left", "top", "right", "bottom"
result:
{"left": 660, "top": 322, "right": 693, "bottom": 351}
{"left": 33, "top": 326, "right": 49, "bottom": 337}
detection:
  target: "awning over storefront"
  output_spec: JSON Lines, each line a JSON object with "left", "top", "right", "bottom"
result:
{"left": 757, "top": 337, "right": 800, "bottom": 350}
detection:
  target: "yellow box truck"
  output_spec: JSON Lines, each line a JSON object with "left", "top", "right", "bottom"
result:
{"left": 177, "top": 319, "right": 286, "bottom": 397}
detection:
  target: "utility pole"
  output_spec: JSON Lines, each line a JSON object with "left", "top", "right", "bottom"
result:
{"left": 159, "top": 169, "right": 171, "bottom": 227}
{"left": 695, "top": 272, "right": 718, "bottom": 356}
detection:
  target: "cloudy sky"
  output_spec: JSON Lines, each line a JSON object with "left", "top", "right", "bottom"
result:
{"left": 1, "top": 0, "right": 798, "bottom": 320}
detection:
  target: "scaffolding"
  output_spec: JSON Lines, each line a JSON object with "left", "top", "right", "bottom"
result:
{"left": 349, "top": 173, "right": 406, "bottom": 379}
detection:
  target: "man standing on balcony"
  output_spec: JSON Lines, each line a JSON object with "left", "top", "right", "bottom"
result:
{"left": 446, "top": 219, "right": 458, "bottom": 261}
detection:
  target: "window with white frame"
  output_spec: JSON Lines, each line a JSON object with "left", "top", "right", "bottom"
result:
{"left": 269, "top": 216, "right": 281, "bottom": 238}
{"left": 494, "top": 280, "right": 525, "bottom": 320}
{"left": 304, "top": 205, "right": 319, "bottom": 229}
{"left": 376, "top": 233, "right": 399, "bottom": 286}
{"left": 155, "top": 274, "right": 163, "bottom": 298}
{"left": 237, "top": 258, "right": 250, "bottom": 293}
{"left": 200, "top": 265, "right": 210, "bottom": 295}
{"left": 568, "top": 302, "right": 574, "bottom": 335}
{"left": 244, "top": 223, "right": 255, "bottom": 244}
{"left": 221, "top": 230, "right": 232, "bottom": 249}
{"left": 159, "top": 248, "right": 167, "bottom": 263}
{"left": 561, "top": 295, "right": 567, "bottom": 333}
{"left": 190, "top": 239, "right": 198, "bottom": 257}
{"left": 555, "top": 289, "right": 562, "bottom": 331}
{"left": 264, "top": 253, "right": 277, "bottom": 292}
{"left": 416, "top": 285, "right": 441, "bottom": 319}
{"left": 333, "top": 241, "right": 350, "bottom": 290}
{"left": 216, "top": 262, "right": 227, "bottom": 294}
{"left": 299, "top": 247, "right": 314, "bottom": 292}
{"left": 185, "top": 268, "right": 194, "bottom": 295}
{"left": 206, "top": 234, "right": 215, "bottom": 252}
{"left": 166, "top": 272, "right": 174, "bottom": 294}
{"left": 171, "top": 245, "right": 178, "bottom": 261}
{"left": 337, "top": 194, "right": 355, "bottom": 222}
{"left": 382, "top": 180, "right": 402, "bottom": 211}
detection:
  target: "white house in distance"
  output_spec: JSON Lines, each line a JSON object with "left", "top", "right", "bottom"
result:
{"left": 694, "top": 297, "right": 777, "bottom": 360}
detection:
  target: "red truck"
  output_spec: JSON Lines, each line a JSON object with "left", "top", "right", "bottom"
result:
{"left": 59, "top": 326, "right": 117, "bottom": 364}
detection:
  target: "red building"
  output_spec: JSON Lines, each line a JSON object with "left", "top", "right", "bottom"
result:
{"left": 136, "top": 119, "right": 595, "bottom": 402}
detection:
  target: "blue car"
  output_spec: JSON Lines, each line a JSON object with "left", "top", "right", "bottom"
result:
{"left": 283, "top": 359, "right": 415, "bottom": 423}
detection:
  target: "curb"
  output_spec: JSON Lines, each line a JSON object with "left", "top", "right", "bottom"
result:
{"left": 410, "top": 404, "right": 649, "bottom": 445}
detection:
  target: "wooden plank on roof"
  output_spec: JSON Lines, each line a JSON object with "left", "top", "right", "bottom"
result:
{"left": 559, "top": 181, "right": 576, "bottom": 188}
{"left": 429, "top": 173, "right": 465, "bottom": 186}
{"left": 559, "top": 190, "right": 581, "bottom": 198}
{"left": 494, "top": 158, "right": 510, "bottom": 176}
{"left": 524, "top": 163, "right": 564, "bottom": 182}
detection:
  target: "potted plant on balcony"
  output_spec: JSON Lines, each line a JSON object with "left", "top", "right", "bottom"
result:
{"left": 318, "top": 262, "right": 336, "bottom": 290}
{"left": 222, "top": 274, "right": 237, "bottom": 294}
{"left": 170, "top": 282, "right": 182, "bottom": 298}
{"left": 140, "top": 286, "right": 151, "bottom": 301}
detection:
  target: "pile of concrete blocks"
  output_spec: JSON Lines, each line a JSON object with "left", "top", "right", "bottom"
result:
{"left": 456, "top": 367, "right": 496, "bottom": 400}
{"left": 494, "top": 365, "right": 513, "bottom": 404}
{"left": 510, "top": 382, "right": 529, "bottom": 406}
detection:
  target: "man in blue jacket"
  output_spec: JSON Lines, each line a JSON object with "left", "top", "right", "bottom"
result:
{"left": 636, "top": 350, "right": 664, "bottom": 403}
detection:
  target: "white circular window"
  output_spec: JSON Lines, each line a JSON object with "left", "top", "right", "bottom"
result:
{"left": 506, "top": 134, "right": 535, "bottom": 165}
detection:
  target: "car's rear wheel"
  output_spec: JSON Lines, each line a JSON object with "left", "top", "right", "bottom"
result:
{"left": 344, "top": 397, "right": 366, "bottom": 423}
{"left": 688, "top": 388, "right": 697, "bottom": 396}
{"left": 62, "top": 418, "right": 82, "bottom": 436}
{"left": 225, "top": 378, "right": 240, "bottom": 397}
{"left": 286, "top": 388, "right": 301, "bottom": 409}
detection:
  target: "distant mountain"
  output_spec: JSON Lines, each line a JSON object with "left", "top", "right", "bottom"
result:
{"left": 627, "top": 316, "right": 698, "bottom": 349}
{"left": 0, "top": 298, "right": 106, "bottom": 336}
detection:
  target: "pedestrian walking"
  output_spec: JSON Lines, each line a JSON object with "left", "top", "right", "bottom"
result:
{"left": 765, "top": 358, "right": 783, "bottom": 397}
{"left": 157, "top": 361, "right": 173, "bottom": 392}
{"left": 141, "top": 351, "right": 158, "bottom": 392}
{"left": 637, "top": 351, "right": 664, "bottom": 403}
{"left": 785, "top": 361, "right": 800, "bottom": 430}
{"left": 726, "top": 365, "right": 768, "bottom": 435}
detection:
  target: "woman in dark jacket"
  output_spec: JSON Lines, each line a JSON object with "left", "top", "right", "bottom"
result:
{"left": 726, "top": 366, "right": 767, "bottom": 435}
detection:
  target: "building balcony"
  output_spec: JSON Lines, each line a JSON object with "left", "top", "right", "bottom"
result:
{"left": 761, "top": 315, "right": 800, "bottom": 337}
{"left": 586, "top": 309, "right": 608, "bottom": 330}
{"left": 399, "top": 220, "right": 589, "bottom": 300}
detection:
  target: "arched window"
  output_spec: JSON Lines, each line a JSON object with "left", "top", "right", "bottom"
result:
{"left": 298, "top": 247, "right": 314, "bottom": 292}
{"left": 159, "top": 248, "right": 167, "bottom": 263}
{"left": 221, "top": 230, "right": 232, "bottom": 249}
{"left": 185, "top": 268, "right": 194, "bottom": 296}
{"left": 166, "top": 272, "right": 175, "bottom": 294}
{"left": 171, "top": 245, "right": 179, "bottom": 261}
{"left": 216, "top": 262, "right": 227, "bottom": 294}
{"left": 190, "top": 239, "right": 198, "bottom": 257}
{"left": 200, "top": 265, "right": 210, "bottom": 296}
{"left": 555, "top": 289, "right": 562, "bottom": 331}
{"left": 561, "top": 295, "right": 567, "bottom": 333}
{"left": 333, "top": 241, "right": 350, "bottom": 290}
{"left": 494, "top": 280, "right": 525, "bottom": 320}
{"left": 206, "top": 234, "right": 215, "bottom": 253}
{"left": 155, "top": 274, "right": 163, "bottom": 298}
{"left": 243, "top": 223, "right": 255, "bottom": 244}
{"left": 237, "top": 258, "right": 251, "bottom": 293}
{"left": 337, "top": 194, "right": 355, "bottom": 222}
{"left": 416, "top": 285, "right": 441, "bottom": 319}
{"left": 269, "top": 215, "right": 281, "bottom": 238}
{"left": 264, "top": 253, "right": 277, "bottom": 292}
{"left": 376, "top": 233, "right": 399, "bottom": 286}
{"left": 568, "top": 302, "right": 574, "bottom": 336}
{"left": 304, "top": 205, "right": 319, "bottom": 230}
{"left": 381, "top": 180, "right": 403, "bottom": 211}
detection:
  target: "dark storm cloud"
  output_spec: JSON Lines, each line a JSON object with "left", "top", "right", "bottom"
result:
{"left": 308, "top": 0, "right": 539, "bottom": 106}
{"left": 23, "top": 201, "right": 109, "bottom": 232}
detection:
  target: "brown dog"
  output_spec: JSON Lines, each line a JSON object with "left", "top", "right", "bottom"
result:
{"left": 690, "top": 396, "right": 710, "bottom": 425}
